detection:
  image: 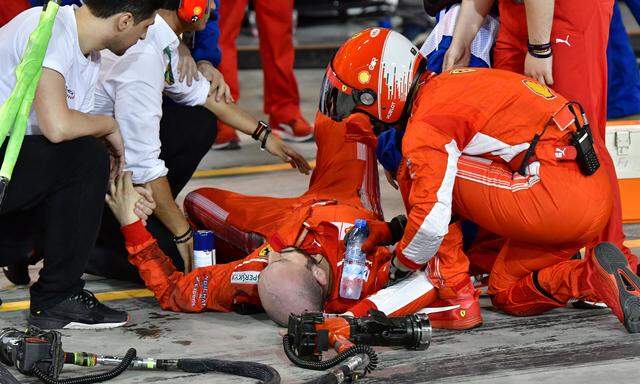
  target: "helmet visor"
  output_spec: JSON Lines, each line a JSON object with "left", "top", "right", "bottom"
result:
{"left": 318, "top": 67, "right": 357, "bottom": 122}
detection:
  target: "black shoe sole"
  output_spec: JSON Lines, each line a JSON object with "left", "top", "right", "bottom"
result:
{"left": 594, "top": 243, "right": 640, "bottom": 333}
{"left": 28, "top": 315, "right": 128, "bottom": 330}
{"left": 3, "top": 264, "right": 31, "bottom": 286}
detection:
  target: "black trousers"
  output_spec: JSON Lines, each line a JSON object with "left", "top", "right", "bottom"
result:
{"left": 87, "top": 102, "right": 217, "bottom": 281}
{"left": 0, "top": 136, "right": 109, "bottom": 310}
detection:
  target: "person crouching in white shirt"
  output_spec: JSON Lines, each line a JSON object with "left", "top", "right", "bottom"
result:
{"left": 88, "top": 0, "right": 311, "bottom": 281}
{"left": 0, "top": 0, "right": 163, "bottom": 329}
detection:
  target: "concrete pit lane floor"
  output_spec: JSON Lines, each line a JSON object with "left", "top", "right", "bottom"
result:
{"left": 3, "top": 167, "right": 640, "bottom": 384}
{"left": 2, "top": 69, "right": 640, "bottom": 383}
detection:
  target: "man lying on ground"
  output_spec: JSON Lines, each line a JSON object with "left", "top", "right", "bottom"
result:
{"left": 107, "top": 115, "right": 453, "bottom": 326}
{"left": 89, "top": 0, "right": 311, "bottom": 283}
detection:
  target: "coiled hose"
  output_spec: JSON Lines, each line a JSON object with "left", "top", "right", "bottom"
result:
{"left": 31, "top": 348, "right": 136, "bottom": 384}
{"left": 177, "top": 358, "right": 280, "bottom": 384}
{"left": 282, "top": 335, "right": 378, "bottom": 373}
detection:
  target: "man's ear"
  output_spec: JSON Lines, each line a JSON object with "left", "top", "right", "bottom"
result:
{"left": 311, "top": 265, "right": 329, "bottom": 287}
{"left": 116, "top": 13, "right": 134, "bottom": 32}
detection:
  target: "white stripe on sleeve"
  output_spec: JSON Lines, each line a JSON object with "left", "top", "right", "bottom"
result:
{"left": 367, "top": 272, "right": 434, "bottom": 315}
{"left": 402, "top": 140, "right": 460, "bottom": 265}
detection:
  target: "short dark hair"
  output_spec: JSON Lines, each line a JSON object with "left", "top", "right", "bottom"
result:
{"left": 84, "top": 0, "right": 165, "bottom": 23}
{"left": 162, "top": 0, "right": 180, "bottom": 10}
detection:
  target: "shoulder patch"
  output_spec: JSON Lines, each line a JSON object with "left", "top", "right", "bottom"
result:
{"left": 231, "top": 271, "right": 261, "bottom": 285}
{"left": 522, "top": 79, "right": 556, "bottom": 100}
{"left": 259, "top": 244, "right": 271, "bottom": 257}
{"left": 450, "top": 68, "right": 476, "bottom": 74}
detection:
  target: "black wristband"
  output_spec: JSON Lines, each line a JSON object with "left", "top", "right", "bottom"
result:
{"left": 527, "top": 42, "right": 552, "bottom": 58}
{"left": 173, "top": 227, "right": 193, "bottom": 244}
{"left": 528, "top": 49, "right": 552, "bottom": 59}
{"left": 260, "top": 127, "right": 271, "bottom": 150}
{"left": 252, "top": 121, "right": 268, "bottom": 140}
{"left": 388, "top": 214, "right": 408, "bottom": 244}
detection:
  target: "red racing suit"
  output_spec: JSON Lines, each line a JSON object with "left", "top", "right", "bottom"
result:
{"left": 218, "top": 0, "right": 302, "bottom": 122}
{"left": 391, "top": 68, "right": 613, "bottom": 315}
{"left": 0, "top": 0, "right": 29, "bottom": 27}
{"left": 125, "top": 113, "right": 436, "bottom": 317}
{"left": 492, "top": 0, "right": 635, "bottom": 267}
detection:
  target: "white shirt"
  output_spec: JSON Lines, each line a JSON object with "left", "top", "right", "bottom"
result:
{"left": 0, "top": 5, "right": 101, "bottom": 136}
{"left": 421, "top": 4, "right": 499, "bottom": 68}
{"left": 93, "top": 15, "right": 210, "bottom": 184}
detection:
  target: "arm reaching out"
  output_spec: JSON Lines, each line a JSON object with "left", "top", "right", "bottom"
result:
{"left": 203, "top": 97, "right": 312, "bottom": 174}
{"left": 348, "top": 271, "right": 436, "bottom": 317}
{"left": 106, "top": 172, "right": 227, "bottom": 312}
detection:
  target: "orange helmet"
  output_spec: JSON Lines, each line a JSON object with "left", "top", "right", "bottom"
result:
{"left": 319, "top": 28, "right": 425, "bottom": 124}
{"left": 177, "top": 0, "right": 213, "bottom": 23}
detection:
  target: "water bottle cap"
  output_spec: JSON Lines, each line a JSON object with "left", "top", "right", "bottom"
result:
{"left": 354, "top": 219, "right": 367, "bottom": 229}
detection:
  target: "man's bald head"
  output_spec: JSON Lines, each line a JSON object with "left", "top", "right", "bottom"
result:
{"left": 258, "top": 258, "right": 324, "bottom": 326}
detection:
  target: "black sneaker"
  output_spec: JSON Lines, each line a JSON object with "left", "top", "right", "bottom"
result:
{"left": 28, "top": 290, "right": 129, "bottom": 330}
{"left": 3, "top": 261, "right": 31, "bottom": 286}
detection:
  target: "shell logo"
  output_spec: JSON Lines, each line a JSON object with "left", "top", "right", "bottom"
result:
{"left": 358, "top": 70, "right": 371, "bottom": 84}
{"left": 193, "top": 6, "right": 203, "bottom": 15}
{"left": 522, "top": 79, "right": 556, "bottom": 100}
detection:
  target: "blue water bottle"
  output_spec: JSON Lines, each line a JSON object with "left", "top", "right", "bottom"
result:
{"left": 339, "top": 219, "right": 369, "bottom": 300}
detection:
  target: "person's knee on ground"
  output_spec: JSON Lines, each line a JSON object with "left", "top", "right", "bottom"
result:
{"left": 490, "top": 272, "right": 567, "bottom": 316}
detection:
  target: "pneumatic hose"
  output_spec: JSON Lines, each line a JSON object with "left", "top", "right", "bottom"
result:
{"left": 31, "top": 348, "right": 136, "bottom": 384}
{"left": 282, "top": 335, "right": 378, "bottom": 373}
{"left": 177, "top": 358, "right": 280, "bottom": 384}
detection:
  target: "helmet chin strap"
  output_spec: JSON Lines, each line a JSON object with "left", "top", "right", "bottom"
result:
{"left": 397, "top": 57, "right": 429, "bottom": 131}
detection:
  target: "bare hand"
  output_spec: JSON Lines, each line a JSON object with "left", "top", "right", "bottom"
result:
{"left": 443, "top": 39, "right": 471, "bottom": 71}
{"left": 524, "top": 53, "right": 554, "bottom": 85}
{"left": 176, "top": 237, "right": 194, "bottom": 273}
{"left": 264, "top": 134, "right": 312, "bottom": 174}
{"left": 133, "top": 185, "right": 155, "bottom": 226}
{"left": 384, "top": 170, "right": 398, "bottom": 190}
{"left": 105, "top": 172, "right": 143, "bottom": 226}
{"left": 197, "top": 61, "right": 233, "bottom": 102}
{"left": 177, "top": 41, "right": 199, "bottom": 86}
{"left": 103, "top": 122, "right": 125, "bottom": 182}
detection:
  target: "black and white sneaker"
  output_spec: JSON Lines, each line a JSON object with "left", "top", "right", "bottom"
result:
{"left": 28, "top": 290, "right": 129, "bottom": 330}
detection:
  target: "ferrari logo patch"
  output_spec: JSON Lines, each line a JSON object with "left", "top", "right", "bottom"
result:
{"left": 522, "top": 79, "right": 556, "bottom": 100}
{"left": 259, "top": 244, "right": 272, "bottom": 257}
